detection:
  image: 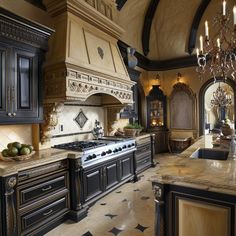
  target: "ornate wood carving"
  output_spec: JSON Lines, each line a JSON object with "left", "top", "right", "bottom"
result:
{"left": 40, "top": 102, "right": 64, "bottom": 143}
{"left": 2, "top": 175, "right": 17, "bottom": 236}
{"left": 0, "top": 7, "right": 53, "bottom": 50}
{"left": 187, "top": 0, "right": 211, "bottom": 54}
{"left": 142, "top": 0, "right": 160, "bottom": 56}
{"left": 44, "top": 68, "right": 134, "bottom": 105}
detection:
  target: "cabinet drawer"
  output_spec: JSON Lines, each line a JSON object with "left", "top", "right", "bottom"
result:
{"left": 18, "top": 160, "right": 68, "bottom": 182}
{"left": 18, "top": 172, "right": 68, "bottom": 206}
{"left": 20, "top": 196, "right": 68, "bottom": 231}
{"left": 136, "top": 143, "right": 151, "bottom": 156}
{"left": 136, "top": 156, "right": 151, "bottom": 172}
{"left": 135, "top": 149, "right": 151, "bottom": 161}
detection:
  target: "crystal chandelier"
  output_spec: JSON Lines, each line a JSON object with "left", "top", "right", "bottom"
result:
{"left": 196, "top": 1, "right": 236, "bottom": 80}
{"left": 210, "top": 83, "right": 232, "bottom": 107}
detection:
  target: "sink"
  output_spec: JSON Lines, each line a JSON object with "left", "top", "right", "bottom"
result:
{"left": 190, "top": 148, "right": 229, "bottom": 160}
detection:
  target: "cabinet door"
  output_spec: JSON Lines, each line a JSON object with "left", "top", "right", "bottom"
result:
{"left": 119, "top": 153, "right": 134, "bottom": 181}
{"left": 154, "top": 130, "right": 169, "bottom": 153}
{"left": 104, "top": 161, "right": 119, "bottom": 190}
{"left": 13, "top": 49, "right": 39, "bottom": 119}
{"left": 83, "top": 167, "right": 103, "bottom": 202}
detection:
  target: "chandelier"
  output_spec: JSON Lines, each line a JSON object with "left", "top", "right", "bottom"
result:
{"left": 210, "top": 83, "right": 232, "bottom": 107}
{"left": 196, "top": 1, "right": 236, "bottom": 80}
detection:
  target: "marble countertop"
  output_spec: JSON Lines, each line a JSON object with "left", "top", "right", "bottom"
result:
{"left": 151, "top": 135, "right": 236, "bottom": 195}
{"left": 0, "top": 148, "right": 82, "bottom": 177}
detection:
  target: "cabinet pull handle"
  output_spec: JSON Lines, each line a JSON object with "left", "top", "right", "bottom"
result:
{"left": 11, "top": 86, "right": 15, "bottom": 102}
{"left": 7, "top": 113, "right": 12, "bottom": 117}
{"left": 42, "top": 185, "right": 52, "bottom": 192}
{"left": 12, "top": 113, "right": 16, "bottom": 117}
{"left": 7, "top": 86, "right": 11, "bottom": 103}
{"left": 43, "top": 209, "right": 53, "bottom": 216}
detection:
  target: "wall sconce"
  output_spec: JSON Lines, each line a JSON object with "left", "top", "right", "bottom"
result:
{"left": 155, "top": 73, "right": 161, "bottom": 85}
{"left": 176, "top": 72, "right": 182, "bottom": 83}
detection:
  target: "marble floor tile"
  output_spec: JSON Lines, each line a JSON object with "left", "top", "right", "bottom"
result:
{"left": 45, "top": 154, "right": 172, "bottom": 236}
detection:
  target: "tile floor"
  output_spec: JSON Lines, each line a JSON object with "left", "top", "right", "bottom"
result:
{"left": 46, "top": 154, "right": 170, "bottom": 236}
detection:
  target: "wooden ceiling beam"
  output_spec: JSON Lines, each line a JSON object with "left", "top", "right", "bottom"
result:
{"left": 142, "top": 0, "right": 160, "bottom": 56}
{"left": 187, "top": 0, "right": 211, "bottom": 54}
{"left": 116, "top": 0, "right": 127, "bottom": 11}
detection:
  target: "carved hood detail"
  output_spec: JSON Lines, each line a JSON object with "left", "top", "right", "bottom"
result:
{"left": 43, "top": 0, "right": 135, "bottom": 105}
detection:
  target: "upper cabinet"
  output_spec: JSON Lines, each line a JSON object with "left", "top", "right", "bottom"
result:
{"left": 147, "top": 85, "right": 167, "bottom": 130}
{"left": 0, "top": 8, "right": 53, "bottom": 124}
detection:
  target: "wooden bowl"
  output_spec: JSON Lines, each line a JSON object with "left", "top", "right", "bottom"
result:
{"left": 0, "top": 151, "right": 35, "bottom": 162}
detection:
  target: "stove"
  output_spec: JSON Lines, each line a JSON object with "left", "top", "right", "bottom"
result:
{"left": 53, "top": 137, "right": 136, "bottom": 168}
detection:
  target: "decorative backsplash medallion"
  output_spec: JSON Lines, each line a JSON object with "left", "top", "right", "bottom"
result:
{"left": 74, "top": 109, "right": 88, "bottom": 128}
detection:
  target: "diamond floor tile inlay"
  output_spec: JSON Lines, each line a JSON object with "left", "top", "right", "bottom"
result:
{"left": 109, "top": 227, "right": 123, "bottom": 236}
{"left": 135, "top": 224, "right": 149, "bottom": 232}
{"left": 82, "top": 231, "right": 93, "bottom": 236}
{"left": 105, "top": 214, "right": 118, "bottom": 219}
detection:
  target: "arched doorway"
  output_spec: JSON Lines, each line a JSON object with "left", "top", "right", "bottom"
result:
{"left": 199, "top": 78, "right": 236, "bottom": 136}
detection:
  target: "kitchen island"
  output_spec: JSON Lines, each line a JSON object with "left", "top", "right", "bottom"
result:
{"left": 152, "top": 135, "right": 236, "bottom": 236}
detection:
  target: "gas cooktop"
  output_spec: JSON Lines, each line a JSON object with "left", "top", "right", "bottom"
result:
{"left": 53, "top": 140, "right": 107, "bottom": 152}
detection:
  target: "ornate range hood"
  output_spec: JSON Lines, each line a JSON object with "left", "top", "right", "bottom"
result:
{"left": 43, "top": 0, "right": 135, "bottom": 105}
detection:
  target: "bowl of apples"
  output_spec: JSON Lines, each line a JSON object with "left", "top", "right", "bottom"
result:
{"left": 0, "top": 142, "right": 35, "bottom": 161}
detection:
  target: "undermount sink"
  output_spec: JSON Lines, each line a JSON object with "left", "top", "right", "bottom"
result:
{"left": 190, "top": 148, "right": 229, "bottom": 160}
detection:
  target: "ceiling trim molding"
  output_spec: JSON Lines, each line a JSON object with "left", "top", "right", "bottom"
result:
{"left": 187, "top": 0, "right": 211, "bottom": 54}
{"left": 142, "top": 0, "right": 160, "bottom": 56}
{"left": 118, "top": 40, "right": 197, "bottom": 71}
{"left": 24, "top": 0, "right": 46, "bottom": 10}
{"left": 116, "top": 0, "right": 127, "bottom": 11}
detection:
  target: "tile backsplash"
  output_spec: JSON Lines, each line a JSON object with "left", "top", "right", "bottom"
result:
{"left": 0, "top": 125, "right": 32, "bottom": 150}
{"left": 51, "top": 104, "right": 104, "bottom": 145}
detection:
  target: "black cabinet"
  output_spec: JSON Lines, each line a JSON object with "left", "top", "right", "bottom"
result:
{"left": 0, "top": 7, "right": 53, "bottom": 124}
{"left": 0, "top": 43, "right": 41, "bottom": 123}
{"left": 83, "top": 166, "right": 103, "bottom": 202}
{"left": 147, "top": 85, "right": 169, "bottom": 153}
{"left": 82, "top": 153, "right": 134, "bottom": 204}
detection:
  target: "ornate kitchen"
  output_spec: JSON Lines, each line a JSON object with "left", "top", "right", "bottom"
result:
{"left": 0, "top": 0, "right": 236, "bottom": 236}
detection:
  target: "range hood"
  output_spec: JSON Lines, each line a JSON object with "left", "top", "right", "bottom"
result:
{"left": 43, "top": 0, "right": 135, "bottom": 105}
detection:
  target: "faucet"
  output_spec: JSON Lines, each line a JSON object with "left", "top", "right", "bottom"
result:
{"left": 228, "top": 135, "right": 236, "bottom": 160}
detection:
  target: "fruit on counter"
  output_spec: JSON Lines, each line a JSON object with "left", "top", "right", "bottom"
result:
{"left": 1, "top": 142, "right": 34, "bottom": 157}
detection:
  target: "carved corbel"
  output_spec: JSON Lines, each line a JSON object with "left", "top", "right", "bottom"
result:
{"left": 2, "top": 175, "right": 17, "bottom": 236}
{"left": 40, "top": 102, "right": 64, "bottom": 143}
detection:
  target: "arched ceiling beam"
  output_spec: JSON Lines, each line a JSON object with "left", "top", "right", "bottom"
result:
{"left": 187, "top": 0, "right": 211, "bottom": 54}
{"left": 116, "top": 0, "right": 127, "bottom": 11}
{"left": 142, "top": 0, "right": 160, "bottom": 56}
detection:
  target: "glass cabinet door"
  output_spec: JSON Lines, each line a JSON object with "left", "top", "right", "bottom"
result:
{"left": 150, "top": 100, "right": 164, "bottom": 127}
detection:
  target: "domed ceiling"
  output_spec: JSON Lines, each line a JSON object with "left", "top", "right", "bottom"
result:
{"left": 117, "top": 0, "right": 236, "bottom": 61}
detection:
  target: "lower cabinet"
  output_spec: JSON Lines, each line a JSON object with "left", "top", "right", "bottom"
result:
{"left": 134, "top": 135, "right": 155, "bottom": 177}
{"left": 82, "top": 153, "right": 134, "bottom": 204}
{"left": 16, "top": 160, "right": 70, "bottom": 236}
{"left": 153, "top": 183, "right": 236, "bottom": 236}
{"left": 152, "top": 129, "right": 169, "bottom": 154}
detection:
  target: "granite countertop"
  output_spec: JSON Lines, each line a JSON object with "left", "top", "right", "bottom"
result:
{"left": 0, "top": 148, "right": 82, "bottom": 177}
{"left": 151, "top": 135, "right": 236, "bottom": 195}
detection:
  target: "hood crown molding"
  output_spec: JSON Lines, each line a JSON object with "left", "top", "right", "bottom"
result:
{"left": 44, "top": 0, "right": 124, "bottom": 39}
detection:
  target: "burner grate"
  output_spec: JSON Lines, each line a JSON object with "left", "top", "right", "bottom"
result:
{"left": 53, "top": 141, "right": 106, "bottom": 151}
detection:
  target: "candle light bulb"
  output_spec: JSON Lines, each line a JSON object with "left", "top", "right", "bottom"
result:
{"left": 200, "top": 35, "right": 203, "bottom": 52}
{"left": 217, "top": 38, "right": 220, "bottom": 48}
{"left": 233, "top": 6, "right": 236, "bottom": 25}
{"left": 223, "top": 0, "right": 226, "bottom": 16}
{"left": 205, "top": 21, "right": 209, "bottom": 37}
{"left": 196, "top": 48, "right": 199, "bottom": 57}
